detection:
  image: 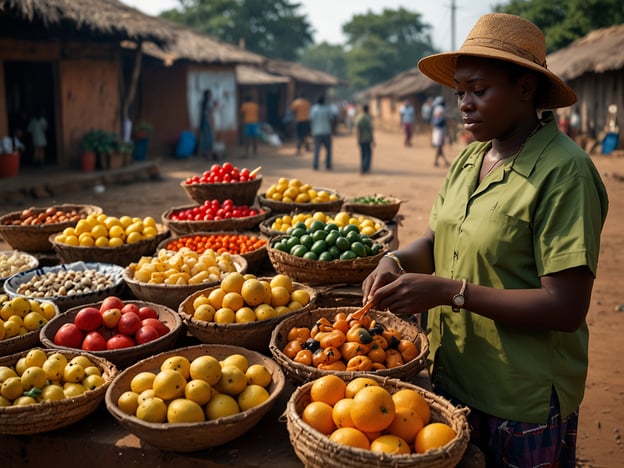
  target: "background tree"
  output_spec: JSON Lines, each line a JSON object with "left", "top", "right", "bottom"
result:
{"left": 160, "top": 0, "right": 313, "bottom": 60}
{"left": 494, "top": 0, "right": 624, "bottom": 52}
{"left": 299, "top": 42, "right": 348, "bottom": 82}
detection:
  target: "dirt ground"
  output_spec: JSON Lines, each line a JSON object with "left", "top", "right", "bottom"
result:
{"left": 1, "top": 126, "right": 622, "bottom": 466}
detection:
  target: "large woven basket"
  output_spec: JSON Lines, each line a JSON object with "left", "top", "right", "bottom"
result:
{"left": 3, "top": 261, "right": 126, "bottom": 312}
{"left": 181, "top": 176, "right": 263, "bottom": 206}
{"left": 162, "top": 204, "right": 270, "bottom": 236}
{"left": 179, "top": 279, "right": 318, "bottom": 352}
{"left": 39, "top": 300, "right": 185, "bottom": 369}
{"left": 104, "top": 343, "right": 286, "bottom": 452}
{"left": 259, "top": 211, "right": 386, "bottom": 239}
{"left": 0, "top": 299, "right": 59, "bottom": 357}
{"left": 257, "top": 187, "right": 344, "bottom": 214}
{"left": 285, "top": 373, "right": 470, "bottom": 468}
{"left": 0, "top": 204, "right": 102, "bottom": 252}
{"left": 123, "top": 254, "right": 248, "bottom": 310}
{"left": 270, "top": 307, "right": 429, "bottom": 384}
{"left": 0, "top": 347, "right": 118, "bottom": 435}
{"left": 342, "top": 196, "right": 403, "bottom": 222}
{"left": 0, "top": 250, "right": 39, "bottom": 286}
{"left": 267, "top": 237, "right": 388, "bottom": 285}
{"left": 158, "top": 231, "right": 269, "bottom": 274}
{"left": 50, "top": 223, "right": 170, "bottom": 267}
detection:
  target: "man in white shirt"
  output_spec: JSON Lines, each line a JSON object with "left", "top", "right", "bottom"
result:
{"left": 310, "top": 95, "right": 333, "bottom": 170}
{"left": 399, "top": 99, "right": 415, "bottom": 146}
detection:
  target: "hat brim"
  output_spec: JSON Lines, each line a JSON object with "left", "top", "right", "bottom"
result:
{"left": 418, "top": 47, "right": 577, "bottom": 109}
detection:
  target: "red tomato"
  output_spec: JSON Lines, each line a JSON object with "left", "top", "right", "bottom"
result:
{"left": 54, "top": 323, "right": 84, "bottom": 348}
{"left": 117, "top": 312, "right": 141, "bottom": 336}
{"left": 121, "top": 303, "right": 140, "bottom": 315}
{"left": 99, "top": 296, "right": 124, "bottom": 313}
{"left": 82, "top": 331, "right": 107, "bottom": 351}
{"left": 138, "top": 306, "right": 159, "bottom": 321}
{"left": 135, "top": 325, "right": 160, "bottom": 345}
{"left": 101, "top": 308, "right": 122, "bottom": 328}
{"left": 106, "top": 334, "right": 135, "bottom": 350}
{"left": 141, "top": 318, "right": 170, "bottom": 337}
{"left": 74, "top": 307, "right": 102, "bottom": 331}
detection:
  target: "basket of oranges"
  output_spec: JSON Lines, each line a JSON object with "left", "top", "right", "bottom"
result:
{"left": 269, "top": 306, "right": 429, "bottom": 384}
{"left": 178, "top": 272, "right": 317, "bottom": 352}
{"left": 104, "top": 343, "right": 286, "bottom": 452}
{"left": 284, "top": 373, "right": 470, "bottom": 467}
{"left": 49, "top": 214, "right": 170, "bottom": 267}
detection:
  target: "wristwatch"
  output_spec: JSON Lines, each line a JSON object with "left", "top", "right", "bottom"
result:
{"left": 451, "top": 279, "right": 467, "bottom": 312}
{"left": 384, "top": 252, "right": 405, "bottom": 274}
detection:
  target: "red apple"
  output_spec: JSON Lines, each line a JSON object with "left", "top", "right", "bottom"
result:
{"left": 54, "top": 323, "right": 84, "bottom": 348}
{"left": 141, "top": 318, "right": 169, "bottom": 337}
{"left": 121, "top": 303, "right": 140, "bottom": 315}
{"left": 117, "top": 311, "right": 141, "bottom": 336}
{"left": 74, "top": 307, "right": 102, "bottom": 331}
{"left": 138, "top": 306, "right": 159, "bottom": 321}
{"left": 101, "top": 308, "right": 122, "bottom": 329}
{"left": 81, "top": 331, "right": 106, "bottom": 351}
{"left": 99, "top": 296, "right": 125, "bottom": 313}
{"left": 106, "top": 334, "right": 135, "bottom": 350}
{"left": 135, "top": 325, "right": 160, "bottom": 345}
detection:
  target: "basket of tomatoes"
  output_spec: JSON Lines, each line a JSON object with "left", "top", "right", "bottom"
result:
{"left": 0, "top": 347, "right": 118, "bottom": 435}
{"left": 180, "top": 163, "right": 262, "bottom": 206}
{"left": 269, "top": 306, "right": 429, "bottom": 384}
{"left": 285, "top": 373, "right": 470, "bottom": 467}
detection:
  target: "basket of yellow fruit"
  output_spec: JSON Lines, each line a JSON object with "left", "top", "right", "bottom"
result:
{"left": 0, "top": 296, "right": 59, "bottom": 356}
{"left": 0, "top": 204, "right": 102, "bottom": 252}
{"left": 257, "top": 178, "right": 344, "bottom": 214}
{"left": 123, "top": 248, "right": 248, "bottom": 311}
{"left": 342, "top": 194, "right": 403, "bottom": 222}
{"left": 0, "top": 347, "right": 118, "bottom": 435}
{"left": 285, "top": 373, "right": 469, "bottom": 467}
{"left": 0, "top": 250, "right": 39, "bottom": 287}
{"left": 269, "top": 306, "right": 429, "bottom": 384}
{"left": 178, "top": 272, "right": 317, "bottom": 352}
{"left": 49, "top": 214, "right": 170, "bottom": 267}
{"left": 104, "top": 343, "right": 286, "bottom": 452}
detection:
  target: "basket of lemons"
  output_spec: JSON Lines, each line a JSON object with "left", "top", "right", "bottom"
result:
{"left": 257, "top": 178, "right": 343, "bottom": 214}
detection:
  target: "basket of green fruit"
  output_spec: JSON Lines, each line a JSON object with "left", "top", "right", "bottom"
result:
{"left": 342, "top": 195, "right": 403, "bottom": 222}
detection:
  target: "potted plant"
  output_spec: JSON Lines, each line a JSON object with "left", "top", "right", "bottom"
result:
{"left": 116, "top": 140, "right": 135, "bottom": 166}
{"left": 132, "top": 121, "right": 152, "bottom": 140}
{"left": 132, "top": 121, "right": 152, "bottom": 161}
{"left": 80, "top": 131, "right": 99, "bottom": 172}
{"left": 82, "top": 130, "right": 116, "bottom": 169}
{"left": 0, "top": 136, "right": 22, "bottom": 178}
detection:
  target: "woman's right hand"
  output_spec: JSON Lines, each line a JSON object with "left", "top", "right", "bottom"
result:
{"left": 362, "top": 255, "right": 403, "bottom": 304}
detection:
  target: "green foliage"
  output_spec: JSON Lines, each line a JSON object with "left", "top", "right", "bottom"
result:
{"left": 160, "top": 0, "right": 314, "bottom": 60}
{"left": 299, "top": 42, "right": 348, "bottom": 81}
{"left": 493, "top": 0, "right": 624, "bottom": 52}
{"left": 81, "top": 130, "right": 116, "bottom": 155}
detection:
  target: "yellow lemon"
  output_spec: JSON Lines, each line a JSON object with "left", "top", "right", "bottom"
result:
{"left": 1, "top": 376, "right": 24, "bottom": 400}
{"left": 287, "top": 301, "right": 304, "bottom": 312}
{"left": 94, "top": 237, "right": 110, "bottom": 247}
{"left": 167, "top": 398, "right": 205, "bottom": 423}
{"left": 90, "top": 224, "right": 108, "bottom": 239}
{"left": 117, "top": 391, "right": 140, "bottom": 415}
{"left": 23, "top": 312, "right": 47, "bottom": 331}
{"left": 70, "top": 356, "right": 93, "bottom": 368}
{"left": 184, "top": 379, "right": 212, "bottom": 405}
{"left": 220, "top": 272, "right": 245, "bottom": 293}
{"left": 130, "top": 371, "right": 157, "bottom": 393}
{"left": 109, "top": 237, "right": 124, "bottom": 247}
{"left": 220, "top": 354, "right": 249, "bottom": 373}
{"left": 205, "top": 393, "right": 240, "bottom": 420}
{"left": 221, "top": 292, "right": 244, "bottom": 311}
{"left": 192, "top": 294, "right": 211, "bottom": 309}
{"left": 0, "top": 366, "right": 18, "bottom": 384}
{"left": 108, "top": 225, "right": 125, "bottom": 239}
{"left": 235, "top": 307, "right": 257, "bottom": 323}
{"left": 238, "top": 384, "right": 270, "bottom": 411}
{"left": 21, "top": 366, "right": 47, "bottom": 391}
{"left": 152, "top": 369, "right": 186, "bottom": 400}
{"left": 9, "top": 297, "right": 30, "bottom": 317}
{"left": 190, "top": 355, "right": 222, "bottom": 385}
{"left": 245, "top": 364, "right": 272, "bottom": 387}
{"left": 136, "top": 397, "right": 167, "bottom": 423}
{"left": 40, "top": 384, "right": 66, "bottom": 402}
{"left": 240, "top": 278, "right": 266, "bottom": 306}
{"left": 269, "top": 274, "right": 293, "bottom": 293}
{"left": 25, "top": 348, "right": 47, "bottom": 368}
{"left": 82, "top": 374, "right": 105, "bottom": 391}
{"left": 13, "top": 396, "right": 37, "bottom": 406}
{"left": 63, "top": 363, "right": 86, "bottom": 383}
{"left": 290, "top": 288, "right": 310, "bottom": 306}
{"left": 160, "top": 356, "right": 191, "bottom": 380}
{"left": 39, "top": 301, "right": 57, "bottom": 320}
{"left": 275, "top": 305, "right": 292, "bottom": 316}
{"left": 207, "top": 288, "right": 226, "bottom": 309}
{"left": 269, "top": 286, "right": 291, "bottom": 307}
{"left": 255, "top": 304, "right": 277, "bottom": 321}
{"left": 214, "top": 307, "right": 235, "bottom": 324}
{"left": 193, "top": 303, "right": 216, "bottom": 322}
{"left": 137, "top": 389, "right": 156, "bottom": 405}
{"left": 126, "top": 231, "right": 142, "bottom": 244}
{"left": 215, "top": 365, "right": 247, "bottom": 395}
{"left": 78, "top": 232, "right": 95, "bottom": 247}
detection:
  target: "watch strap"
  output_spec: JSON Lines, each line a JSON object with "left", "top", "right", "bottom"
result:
{"left": 451, "top": 279, "right": 467, "bottom": 312}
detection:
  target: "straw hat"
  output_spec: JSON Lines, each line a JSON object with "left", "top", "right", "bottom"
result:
{"left": 418, "top": 13, "right": 577, "bottom": 109}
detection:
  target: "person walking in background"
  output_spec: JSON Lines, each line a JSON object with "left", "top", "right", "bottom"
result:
{"left": 344, "top": 101, "right": 357, "bottom": 134}
{"left": 362, "top": 13, "right": 608, "bottom": 466}
{"left": 27, "top": 109, "right": 47, "bottom": 167}
{"left": 290, "top": 93, "right": 311, "bottom": 155}
{"left": 355, "top": 104, "right": 374, "bottom": 174}
{"left": 199, "top": 89, "right": 217, "bottom": 160}
{"left": 310, "top": 94, "right": 333, "bottom": 170}
{"left": 431, "top": 96, "right": 451, "bottom": 167}
{"left": 240, "top": 95, "right": 260, "bottom": 158}
{"left": 399, "top": 98, "right": 415, "bottom": 146}
{"left": 421, "top": 96, "right": 433, "bottom": 127}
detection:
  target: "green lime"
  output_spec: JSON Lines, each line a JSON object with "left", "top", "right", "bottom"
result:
{"left": 370, "top": 243, "right": 382, "bottom": 255}
{"left": 311, "top": 239, "right": 328, "bottom": 255}
{"left": 294, "top": 222, "right": 307, "bottom": 231}
{"left": 324, "top": 223, "right": 339, "bottom": 232}
{"left": 318, "top": 251, "right": 334, "bottom": 261}
{"left": 303, "top": 251, "right": 318, "bottom": 260}
{"left": 299, "top": 234, "right": 314, "bottom": 249}
{"left": 360, "top": 235, "right": 372, "bottom": 247}
{"left": 345, "top": 230, "right": 361, "bottom": 243}
{"left": 339, "top": 250, "right": 357, "bottom": 260}
{"left": 329, "top": 246, "right": 340, "bottom": 259}
{"left": 325, "top": 230, "right": 339, "bottom": 246}
{"left": 290, "top": 227, "right": 307, "bottom": 238}
{"left": 335, "top": 236, "right": 350, "bottom": 252}
{"left": 290, "top": 244, "right": 309, "bottom": 257}
{"left": 274, "top": 242, "right": 289, "bottom": 252}
{"left": 340, "top": 224, "right": 360, "bottom": 236}
{"left": 286, "top": 236, "right": 301, "bottom": 249}
{"left": 311, "top": 229, "right": 328, "bottom": 242}
{"left": 351, "top": 242, "right": 367, "bottom": 258}
{"left": 309, "top": 220, "right": 326, "bottom": 233}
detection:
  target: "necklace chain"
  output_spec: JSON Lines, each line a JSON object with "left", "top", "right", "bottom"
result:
{"left": 483, "top": 121, "right": 543, "bottom": 177}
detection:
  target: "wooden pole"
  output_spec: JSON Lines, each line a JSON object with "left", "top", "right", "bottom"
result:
{"left": 122, "top": 41, "right": 143, "bottom": 129}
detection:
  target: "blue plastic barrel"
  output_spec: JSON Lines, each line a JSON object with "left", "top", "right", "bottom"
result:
{"left": 176, "top": 131, "right": 196, "bottom": 158}
{"left": 132, "top": 138, "right": 149, "bottom": 161}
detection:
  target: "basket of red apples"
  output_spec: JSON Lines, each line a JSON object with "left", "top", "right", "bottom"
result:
{"left": 39, "top": 296, "right": 184, "bottom": 369}
{"left": 180, "top": 163, "right": 262, "bottom": 206}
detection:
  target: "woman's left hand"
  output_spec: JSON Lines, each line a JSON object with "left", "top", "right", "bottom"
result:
{"left": 369, "top": 273, "right": 448, "bottom": 317}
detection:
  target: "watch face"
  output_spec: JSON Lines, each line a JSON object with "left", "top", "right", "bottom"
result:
{"left": 453, "top": 294, "right": 464, "bottom": 307}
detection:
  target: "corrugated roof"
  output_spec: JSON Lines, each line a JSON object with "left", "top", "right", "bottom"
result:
{"left": 547, "top": 23, "right": 624, "bottom": 80}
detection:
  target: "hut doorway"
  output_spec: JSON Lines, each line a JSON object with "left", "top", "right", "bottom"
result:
{"left": 3, "top": 61, "right": 57, "bottom": 166}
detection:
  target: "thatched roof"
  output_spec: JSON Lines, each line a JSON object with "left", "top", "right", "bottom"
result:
{"left": 548, "top": 23, "right": 624, "bottom": 81}
{"left": 264, "top": 59, "right": 346, "bottom": 86}
{"left": 0, "top": 0, "right": 173, "bottom": 45}
{"left": 237, "top": 65, "right": 289, "bottom": 85}
{"left": 360, "top": 66, "right": 438, "bottom": 99}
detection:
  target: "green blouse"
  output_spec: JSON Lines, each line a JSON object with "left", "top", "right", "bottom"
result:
{"left": 427, "top": 111, "right": 609, "bottom": 423}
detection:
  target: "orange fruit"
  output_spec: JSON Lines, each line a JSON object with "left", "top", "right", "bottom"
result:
{"left": 350, "top": 385, "right": 395, "bottom": 433}
{"left": 392, "top": 388, "right": 431, "bottom": 424}
{"left": 309, "top": 374, "right": 346, "bottom": 406}
{"left": 220, "top": 272, "right": 245, "bottom": 293}
{"left": 414, "top": 422, "right": 456, "bottom": 454}
{"left": 329, "top": 427, "right": 370, "bottom": 449}
{"left": 215, "top": 365, "right": 247, "bottom": 395}
{"left": 205, "top": 393, "right": 240, "bottom": 420}
{"left": 221, "top": 292, "right": 244, "bottom": 311}
{"left": 388, "top": 407, "right": 424, "bottom": 443}
{"left": 345, "top": 376, "right": 379, "bottom": 398}
{"left": 370, "top": 434, "right": 411, "bottom": 454}
{"left": 302, "top": 401, "right": 336, "bottom": 435}
{"left": 331, "top": 398, "right": 356, "bottom": 428}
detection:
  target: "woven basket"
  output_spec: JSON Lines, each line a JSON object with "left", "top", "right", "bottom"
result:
{"left": 0, "top": 204, "right": 102, "bottom": 252}
{"left": 285, "top": 373, "right": 470, "bottom": 468}
{"left": 181, "top": 176, "right": 263, "bottom": 206}
{"left": 0, "top": 299, "right": 59, "bottom": 357}
{"left": 104, "top": 343, "right": 286, "bottom": 452}
{"left": 123, "top": 254, "right": 248, "bottom": 310}
{"left": 269, "top": 307, "right": 429, "bottom": 384}
{"left": 162, "top": 204, "right": 270, "bottom": 236}
{"left": 179, "top": 279, "right": 318, "bottom": 352}
{"left": 39, "top": 300, "right": 185, "bottom": 369}
{"left": 0, "top": 347, "right": 118, "bottom": 435}
{"left": 50, "top": 223, "right": 170, "bottom": 267}
{"left": 158, "top": 231, "right": 269, "bottom": 274}
{"left": 259, "top": 211, "right": 386, "bottom": 239}
{"left": 342, "top": 196, "right": 403, "bottom": 222}
{"left": 3, "top": 261, "right": 126, "bottom": 312}
{"left": 267, "top": 237, "right": 388, "bottom": 285}
{"left": 257, "top": 187, "right": 344, "bottom": 214}
{"left": 0, "top": 250, "right": 39, "bottom": 286}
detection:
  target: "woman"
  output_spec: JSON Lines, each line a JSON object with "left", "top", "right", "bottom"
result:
{"left": 198, "top": 89, "right": 217, "bottom": 159}
{"left": 362, "top": 14, "right": 608, "bottom": 466}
